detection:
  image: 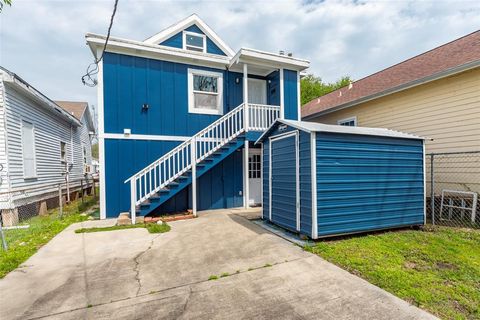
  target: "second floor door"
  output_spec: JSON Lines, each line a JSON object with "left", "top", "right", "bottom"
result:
{"left": 248, "top": 79, "right": 267, "bottom": 105}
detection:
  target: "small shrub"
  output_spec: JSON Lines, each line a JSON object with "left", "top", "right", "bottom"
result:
{"left": 220, "top": 272, "right": 229, "bottom": 278}
{"left": 208, "top": 275, "right": 218, "bottom": 280}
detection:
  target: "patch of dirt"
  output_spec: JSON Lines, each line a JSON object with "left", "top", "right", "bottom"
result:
{"left": 436, "top": 262, "right": 458, "bottom": 271}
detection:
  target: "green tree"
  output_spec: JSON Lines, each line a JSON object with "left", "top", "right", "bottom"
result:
{"left": 301, "top": 74, "right": 351, "bottom": 106}
{"left": 91, "top": 143, "right": 99, "bottom": 159}
{"left": 0, "top": 0, "right": 12, "bottom": 12}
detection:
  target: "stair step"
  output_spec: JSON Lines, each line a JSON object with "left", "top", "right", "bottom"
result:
{"left": 159, "top": 188, "right": 170, "bottom": 194}
{"left": 178, "top": 175, "right": 188, "bottom": 180}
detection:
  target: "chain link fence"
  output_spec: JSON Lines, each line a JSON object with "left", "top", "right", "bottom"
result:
{"left": 0, "top": 177, "right": 97, "bottom": 251}
{"left": 426, "top": 151, "right": 480, "bottom": 229}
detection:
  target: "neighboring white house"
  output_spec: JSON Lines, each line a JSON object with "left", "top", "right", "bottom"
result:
{"left": 0, "top": 67, "right": 95, "bottom": 226}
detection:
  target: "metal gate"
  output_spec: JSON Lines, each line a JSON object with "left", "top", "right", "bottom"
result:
{"left": 269, "top": 131, "right": 299, "bottom": 232}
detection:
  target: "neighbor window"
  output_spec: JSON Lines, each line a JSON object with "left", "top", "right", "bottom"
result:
{"left": 337, "top": 116, "right": 357, "bottom": 126}
{"left": 22, "top": 121, "right": 36, "bottom": 178}
{"left": 183, "top": 31, "right": 206, "bottom": 52}
{"left": 188, "top": 68, "right": 223, "bottom": 115}
{"left": 60, "top": 142, "right": 67, "bottom": 163}
{"left": 83, "top": 145, "right": 87, "bottom": 165}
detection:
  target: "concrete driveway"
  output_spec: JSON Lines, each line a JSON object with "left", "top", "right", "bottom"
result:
{"left": 0, "top": 209, "right": 436, "bottom": 320}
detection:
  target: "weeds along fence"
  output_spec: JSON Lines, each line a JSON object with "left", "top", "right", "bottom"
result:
{"left": 0, "top": 177, "right": 97, "bottom": 251}
{"left": 426, "top": 151, "right": 480, "bottom": 229}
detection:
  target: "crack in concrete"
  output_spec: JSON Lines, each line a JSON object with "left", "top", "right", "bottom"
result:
{"left": 25, "top": 256, "right": 310, "bottom": 320}
{"left": 176, "top": 286, "right": 193, "bottom": 319}
{"left": 133, "top": 233, "right": 163, "bottom": 297}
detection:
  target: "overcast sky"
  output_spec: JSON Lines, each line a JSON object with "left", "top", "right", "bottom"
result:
{"left": 1, "top": 0, "right": 479, "bottom": 112}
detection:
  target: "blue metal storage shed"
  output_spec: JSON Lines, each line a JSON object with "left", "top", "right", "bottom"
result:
{"left": 256, "top": 119, "right": 426, "bottom": 239}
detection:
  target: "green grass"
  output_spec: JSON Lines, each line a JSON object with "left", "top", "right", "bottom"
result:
{"left": 0, "top": 195, "right": 98, "bottom": 278}
{"left": 74, "top": 222, "right": 170, "bottom": 234}
{"left": 305, "top": 227, "right": 480, "bottom": 319}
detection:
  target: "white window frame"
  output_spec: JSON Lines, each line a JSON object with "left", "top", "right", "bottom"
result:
{"left": 187, "top": 68, "right": 224, "bottom": 115}
{"left": 21, "top": 120, "right": 37, "bottom": 179}
{"left": 183, "top": 31, "right": 206, "bottom": 53}
{"left": 60, "top": 141, "right": 67, "bottom": 163}
{"left": 337, "top": 116, "right": 357, "bottom": 126}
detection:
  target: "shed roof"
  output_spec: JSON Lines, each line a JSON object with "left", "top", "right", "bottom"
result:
{"left": 302, "top": 30, "right": 480, "bottom": 119}
{"left": 256, "top": 119, "right": 424, "bottom": 144}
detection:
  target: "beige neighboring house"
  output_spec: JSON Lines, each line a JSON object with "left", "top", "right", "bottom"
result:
{"left": 302, "top": 30, "right": 480, "bottom": 200}
{"left": 302, "top": 30, "right": 480, "bottom": 154}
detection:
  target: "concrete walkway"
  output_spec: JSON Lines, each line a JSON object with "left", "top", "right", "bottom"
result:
{"left": 0, "top": 209, "right": 437, "bottom": 320}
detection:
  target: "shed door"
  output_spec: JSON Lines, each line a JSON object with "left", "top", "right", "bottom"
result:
{"left": 270, "top": 131, "right": 300, "bottom": 232}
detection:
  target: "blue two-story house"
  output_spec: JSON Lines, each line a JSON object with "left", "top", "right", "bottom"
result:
{"left": 86, "top": 14, "right": 310, "bottom": 222}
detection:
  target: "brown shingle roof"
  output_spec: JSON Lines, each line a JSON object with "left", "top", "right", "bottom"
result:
{"left": 54, "top": 101, "right": 88, "bottom": 121}
{"left": 302, "top": 30, "right": 480, "bottom": 118}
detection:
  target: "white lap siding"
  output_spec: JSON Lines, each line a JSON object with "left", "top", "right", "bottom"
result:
{"left": 0, "top": 81, "right": 9, "bottom": 196}
{"left": 3, "top": 84, "right": 85, "bottom": 195}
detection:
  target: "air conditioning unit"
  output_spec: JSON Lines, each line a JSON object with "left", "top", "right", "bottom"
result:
{"left": 84, "top": 164, "right": 92, "bottom": 174}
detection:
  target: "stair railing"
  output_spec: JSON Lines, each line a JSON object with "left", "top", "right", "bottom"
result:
{"left": 125, "top": 102, "right": 280, "bottom": 223}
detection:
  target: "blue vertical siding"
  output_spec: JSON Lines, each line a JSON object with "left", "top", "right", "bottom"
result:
{"left": 271, "top": 134, "right": 297, "bottom": 231}
{"left": 104, "top": 52, "right": 244, "bottom": 136}
{"left": 262, "top": 140, "right": 270, "bottom": 220}
{"left": 159, "top": 24, "right": 228, "bottom": 56}
{"left": 267, "top": 71, "right": 280, "bottom": 106}
{"left": 283, "top": 69, "right": 298, "bottom": 120}
{"left": 159, "top": 32, "right": 183, "bottom": 48}
{"left": 299, "top": 131, "right": 312, "bottom": 235}
{"left": 105, "top": 138, "right": 243, "bottom": 218}
{"left": 316, "top": 133, "right": 424, "bottom": 236}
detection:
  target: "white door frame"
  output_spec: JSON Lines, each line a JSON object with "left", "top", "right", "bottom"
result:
{"left": 248, "top": 148, "right": 262, "bottom": 205}
{"left": 268, "top": 130, "right": 300, "bottom": 231}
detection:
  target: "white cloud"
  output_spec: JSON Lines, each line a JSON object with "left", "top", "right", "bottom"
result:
{"left": 1, "top": 0, "right": 479, "bottom": 110}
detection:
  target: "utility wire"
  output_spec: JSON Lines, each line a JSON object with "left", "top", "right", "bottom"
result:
{"left": 82, "top": 0, "right": 119, "bottom": 87}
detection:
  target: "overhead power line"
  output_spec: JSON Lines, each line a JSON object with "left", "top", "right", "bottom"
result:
{"left": 82, "top": 0, "right": 119, "bottom": 87}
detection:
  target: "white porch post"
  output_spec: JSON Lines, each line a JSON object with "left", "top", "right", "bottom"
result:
{"left": 279, "top": 68, "right": 285, "bottom": 119}
{"left": 243, "top": 63, "right": 249, "bottom": 132}
{"left": 243, "top": 141, "right": 250, "bottom": 208}
{"left": 130, "top": 180, "right": 136, "bottom": 224}
{"left": 191, "top": 137, "right": 197, "bottom": 217}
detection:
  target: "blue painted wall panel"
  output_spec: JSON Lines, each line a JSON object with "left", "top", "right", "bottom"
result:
{"left": 103, "top": 52, "right": 242, "bottom": 136}
{"left": 160, "top": 32, "right": 183, "bottom": 48}
{"left": 105, "top": 139, "right": 243, "bottom": 218}
{"left": 271, "top": 134, "right": 297, "bottom": 231}
{"left": 299, "top": 131, "right": 312, "bottom": 235}
{"left": 262, "top": 140, "right": 270, "bottom": 220}
{"left": 316, "top": 133, "right": 424, "bottom": 236}
{"left": 283, "top": 69, "right": 298, "bottom": 120}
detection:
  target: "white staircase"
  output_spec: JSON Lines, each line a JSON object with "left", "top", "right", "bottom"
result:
{"left": 125, "top": 103, "right": 280, "bottom": 223}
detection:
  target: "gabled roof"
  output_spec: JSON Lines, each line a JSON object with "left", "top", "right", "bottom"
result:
{"left": 0, "top": 66, "right": 81, "bottom": 126}
{"left": 256, "top": 119, "right": 423, "bottom": 145}
{"left": 55, "top": 101, "right": 87, "bottom": 120}
{"left": 302, "top": 30, "right": 480, "bottom": 119}
{"left": 55, "top": 100, "right": 96, "bottom": 132}
{"left": 143, "top": 14, "right": 235, "bottom": 57}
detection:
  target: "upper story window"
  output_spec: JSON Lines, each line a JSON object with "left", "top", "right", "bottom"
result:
{"left": 183, "top": 31, "right": 206, "bottom": 53}
{"left": 188, "top": 68, "right": 223, "bottom": 115}
{"left": 21, "top": 121, "right": 36, "bottom": 179}
{"left": 337, "top": 116, "right": 357, "bottom": 127}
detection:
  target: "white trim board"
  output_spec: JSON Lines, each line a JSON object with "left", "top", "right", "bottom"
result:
{"left": 102, "top": 133, "right": 190, "bottom": 142}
